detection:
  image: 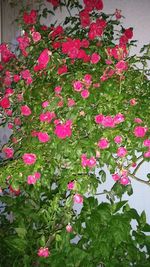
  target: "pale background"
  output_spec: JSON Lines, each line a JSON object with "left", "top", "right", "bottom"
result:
{"left": 0, "top": 0, "right": 150, "bottom": 222}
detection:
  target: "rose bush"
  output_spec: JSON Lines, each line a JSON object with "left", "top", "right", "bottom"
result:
{"left": 0, "top": 0, "right": 150, "bottom": 266}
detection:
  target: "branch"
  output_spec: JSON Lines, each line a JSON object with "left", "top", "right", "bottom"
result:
{"left": 128, "top": 172, "right": 150, "bottom": 187}
{"left": 132, "top": 158, "right": 145, "bottom": 175}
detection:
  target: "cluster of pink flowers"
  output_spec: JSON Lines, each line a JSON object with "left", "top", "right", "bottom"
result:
{"left": 81, "top": 154, "right": 97, "bottom": 168}
{"left": 112, "top": 171, "right": 130, "bottom": 186}
{"left": 39, "top": 111, "right": 56, "bottom": 123}
{"left": 34, "top": 49, "right": 51, "bottom": 72}
{"left": 119, "top": 28, "right": 133, "bottom": 46}
{"left": 17, "top": 34, "right": 30, "bottom": 57}
{"left": 88, "top": 18, "right": 107, "bottom": 40}
{"left": 107, "top": 44, "right": 128, "bottom": 61}
{"left": 23, "top": 10, "right": 37, "bottom": 25}
{"left": 20, "top": 69, "right": 32, "bottom": 85}
{"left": 54, "top": 120, "right": 72, "bottom": 139}
{"left": 22, "top": 153, "right": 37, "bottom": 165}
{"left": 83, "top": 0, "right": 103, "bottom": 11}
{"left": 50, "top": 25, "right": 64, "bottom": 39}
{"left": 73, "top": 74, "right": 93, "bottom": 99}
{"left": 27, "top": 172, "right": 41, "bottom": 185}
{"left": 0, "top": 43, "right": 15, "bottom": 63}
{"left": 95, "top": 113, "right": 125, "bottom": 128}
{"left": 38, "top": 247, "right": 50, "bottom": 258}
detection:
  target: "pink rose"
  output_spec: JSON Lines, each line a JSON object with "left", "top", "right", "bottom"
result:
{"left": 57, "top": 65, "right": 68, "bottom": 75}
{"left": 81, "top": 89, "right": 90, "bottom": 99}
{"left": 112, "top": 173, "right": 120, "bottom": 181}
{"left": 95, "top": 114, "right": 104, "bottom": 124}
{"left": 54, "top": 86, "right": 62, "bottom": 94}
{"left": 67, "top": 181, "right": 75, "bottom": 190}
{"left": 23, "top": 10, "right": 37, "bottom": 25}
{"left": 66, "top": 224, "right": 73, "bottom": 233}
{"left": 120, "top": 177, "right": 130, "bottom": 186}
{"left": 54, "top": 120, "right": 72, "bottom": 139}
{"left": 73, "top": 194, "right": 83, "bottom": 204}
{"left": 39, "top": 111, "right": 56, "bottom": 123}
{"left": 102, "top": 116, "right": 115, "bottom": 128}
{"left": 37, "top": 132, "right": 50, "bottom": 143}
{"left": 27, "top": 172, "right": 41, "bottom": 185}
{"left": 81, "top": 154, "right": 88, "bottom": 167}
{"left": 20, "top": 105, "right": 31, "bottom": 116}
{"left": 0, "top": 97, "right": 10, "bottom": 109}
{"left": 42, "top": 101, "right": 49, "bottom": 108}
{"left": 117, "top": 147, "right": 127, "bottom": 157}
{"left": 5, "top": 88, "right": 14, "bottom": 96}
{"left": 115, "top": 9, "right": 122, "bottom": 20}
{"left": 32, "top": 31, "right": 41, "bottom": 43}
{"left": 68, "top": 98, "right": 76, "bottom": 107}
{"left": 114, "top": 113, "right": 125, "bottom": 124}
{"left": 114, "top": 135, "right": 123, "bottom": 144}
{"left": 22, "top": 153, "right": 36, "bottom": 165}
{"left": 115, "top": 60, "right": 128, "bottom": 72}
{"left": 90, "top": 52, "right": 100, "bottom": 64}
{"left": 79, "top": 9, "right": 90, "bottom": 28}
{"left": 38, "top": 247, "right": 50, "bottom": 258}
{"left": 84, "top": 74, "right": 92, "bottom": 85}
{"left": 144, "top": 150, "right": 150, "bottom": 158}
{"left": 130, "top": 98, "right": 137, "bottom": 106}
{"left": 3, "top": 147, "right": 14, "bottom": 158}
{"left": 133, "top": 126, "right": 148, "bottom": 138}
{"left": 124, "top": 28, "right": 133, "bottom": 39}
{"left": 87, "top": 156, "right": 97, "bottom": 168}
{"left": 73, "top": 81, "right": 83, "bottom": 92}
{"left": 14, "top": 74, "right": 20, "bottom": 82}
{"left": 143, "top": 139, "right": 150, "bottom": 147}
{"left": 34, "top": 49, "right": 51, "bottom": 71}
{"left": 98, "top": 138, "right": 109, "bottom": 149}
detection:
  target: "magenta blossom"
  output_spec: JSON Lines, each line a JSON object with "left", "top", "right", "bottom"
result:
{"left": 22, "top": 153, "right": 36, "bottom": 165}
{"left": 98, "top": 138, "right": 109, "bottom": 149}
{"left": 73, "top": 194, "right": 83, "bottom": 204}
{"left": 114, "top": 135, "right": 123, "bottom": 144}
{"left": 133, "top": 126, "right": 148, "bottom": 138}
{"left": 66, "top": 224, "right": 73, "bottom": 233}
{"left": 67, "top": 181, "right": 75, "bottom": 190}
{"left": 3, "top": 147, "right": 14, "bottom": 158}
{"left": 38, "top": 247, "right": 50, "bottom": 258}
{"left": 20, "top": 105, "right": 31, "bottom": 116}
{"left": 117, "top": 147, "right": 127, "bottom": 157}
{"left": 37, "top": 132, "right": 50, "bottom": 143}
{"left": 120, "top": 177, "right": 130, "bottom": 186}
{"left": 54, "top": 120, "right": 72, "bottom": 139}
{"left": 112, "top": 173, "right": 120, "bottom": 181}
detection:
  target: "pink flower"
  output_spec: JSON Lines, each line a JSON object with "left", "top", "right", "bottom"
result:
{"left": 133, "top": 126, "right": 148, "bottom": 138}
{"left": 84, "top": 74, "right": 92, "bottom": 85}
{"left": 73, "top": 81, "right": 83, "bottom": 92}
{"left": 66, "top": 224, "right": 73, "bottom": 233}
{"left": 14, "top": 117, "right": 21, "bottom": 126}
{"left": 87, "top": 156, "right": 97, "bottom": 168}
{"left": 27, "top": 172, "right": 41, "bottom": 185}
{"left": 81, "top": 154, "right": 88, "bottom": 167}
{"left": 39, "top": 111, "right": 56, "bottom": 123}
{"left": 124, "top": 28, "right": 133, "bottom": 39}
{"left": 14, "top": 74, "right": 20, "bottom": 82}
{"left": 54, "top": 86, "right": 62, "bottom": 94}
{"left": 38, "top": 247, "right": 50, "bottom": 258}
{"left": 79, "top": 9, "right": 90, "bottom": 28}
{"left": 98, "top": 138, "right": 109, "bottom": 149}
{"left": 17, "top": 94, "right": 23, "bottom": 102}
{"left": 3, "top": 147, "right": 14, "bottom": 158}
{"left": 102, "top": 116, "right": 115, "bottom": 128}
{"left": 57, "top": 65, "right": 68, "bottom": 75}
{"left": 115, "top": 9, "right": 122, "bottom": 20}
{"left": 54, "top": 120, "right": 72, "bottom": 139}
{"left": 5, "top": 88, "right": 14, "bottom": 96}
{"left": 42, "top": 101, "right": 49, "bottom": 108}
{"left": 32, "top": 31, "right": 41, "bottom": 43}
{"left": 23, "top": 10, "right": 37, "bottom": 24}
{"left": 112, "top": 173, "right": 120, "bottom": 181}
{"left": 114, "top": 135, "right": 123, "bottom": 144}
{"left": 68, "top": 98, "right": 76, "bottom": 107}
{"left": 130, "top": 98, "right": 137, "bottom": 106}
{"left": 22, "top": 153, "right": 36, "bottom": 165}
{"left": 115, "top": 60, "right": 128, "bottom": 72}
{"left": 67, "top": 181, "right": 75, "bottom": 190}
{"left": 114, "top": 113, "right": 125, "bottom": 124}
{"left": 81, "top": 89, "right": 90, "bottom": 99}
{"left": 90, "top": 52, "right": 100, "bottom": 64}
{"left": 37, "top": 132, "right": 50, "bottom": 143}
{"left": 34, "top": 49, "right": 51, "bottom": 71}
{"left": 0, "top": 97, "right": 10, "bottom": 109}
{"left": 73, "top": 194, "right": 83, "bottom": 204}
{"left": 144, "top": 150, "right": 150, "bottom": 158}
{"left": 134, "top": 118, "right": 143, "bottom": 124}
{"left": 20, "top": 105, "right": 31, "bottom": 116}
{"left": 143, "top": 139, "right": 150, "bottom": 147}
{"left": 95, "top": 114, "right": 104, "bottom": 124}
{"left": 8, "top": 123, "right": 13, "bottom": 129}
{"left": 117, "top": 147, "right": 127, "bottom": 157}
{"left": 120, "top": 177, "right": 130, "bottom": 186}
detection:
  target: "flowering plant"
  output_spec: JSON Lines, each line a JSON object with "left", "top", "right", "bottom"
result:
{"left": 0, "top": 0, "right": 150, "bottom": 266}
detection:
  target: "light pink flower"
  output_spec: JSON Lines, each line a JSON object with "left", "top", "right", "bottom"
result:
{"left": 134, "top": 118, "right": 143, "bottom": 124}
{"left": 73, "top": 81, "right": 83, "bottom": 92}
{"left": 114, "top": 135, "right": 122, "bottom": 144}
{"left": 66, "top": 224, "right": 73, "bottom": 233}
{"left": 37, "top": 132, "right": 50, "bottom": 143}
{"left": 81, "top": 154, "right": 88, "bottom": 167}
{"left": 27, "top": 175, "right": 37, "bottom": 185}
{"left": 20, "top": 105, "right": 31, "bottom": 116}
{"left": 143, "top": 139, "right": 150, "bottom": 147}
{"left": 73, "top": 194, "right": 83, "bottom": 204}
{"left": 22, "top": 153, "right": 36, "bottom": 165}
{"left": 32, "top": 31, "right": 41, "bottom": 43}
{"left": 112, "top": 173, "right": 120, "bottom": 181}
{"left": 67, "top": 181, "right": 75, "bottom": 190}
{"left": 68, "top": 98, "right": 76, "bottom": 107}
{"left": 81, "top": 89, "right": 90, "bottom": 99}
{"left": 120, "top": 177, "right": 130, "bottom": 186}
{"left": 84, "top": 74, "right": 92, "bottom": 85}
{"left": 98, "top": 138, "right": 109, "bottom": 149}
{"left": 117, "top": 147, "right": 127, "bottom": 157}
{"left": 90, "top": 52, "right": 100, "bottom": 64}
{"left": 42, "top": 101, "right": 49, "bottom": 108}
{"left": 87, "top": 156, "right": 96, "bottom": 168}
{"left": 133, "top": 126, "right": 148, "bottom": 138}
{"left": 38, "top": 247, "right": 50, "bottom": 258}
{"left": 3, "top": 147, "right": 14, "bottom": 158}
{"left": 114, "top": 113, "right": 125, "bottom": 124}
{"left": 102, "top": 116, "right": 115, "bottom": 128}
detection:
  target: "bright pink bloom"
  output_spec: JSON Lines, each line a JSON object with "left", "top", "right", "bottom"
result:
{"left": 143, "top": 139, "right": 150, "bottom": 147}
{"left": 87, "top": 156, "right": 97, "bottom": 168}
{"left": 120, "top": 177, "right": 130, "bottom": 186}
{"left": 32, "top": 31, "right": 41, "bottom": 43}
{"left": 39, "top": 111, "right": 56, "bottom": 123}
{"left": 66, "top": 224, "right": 73, "bottom": 233}
{"left": 79, "top": 9, "right": 90, "bottom": 28}
{"left": 22, "top": 153, "right": 36, "bottom": 165}
{"left": 23, "top": 10, "right": 37, "bottom": 25}
{"left": 57, "top": 65, "right": 68, "bottom": 75}
{"left": 102, "top": 116, "right": 115, "bottom": 128}
{"left": 5, "top": 109, "right": 13, "bottom": 116}
{"left": 90, "top": 52, "right": 100, "bottom": 64}
{"left": 14, "top": 117, "right": 21, "bottom": 126}
{"left": 3, "top": 147, "right": 14, "bottom": 158}
{"left": 81, "top": 154, "right": 88, "bottom": 167}
{"left": 42, "top": 101, "right": 49, "bottom": 108}
{"left": 81, "top": 89, "right": 90, "bottom": 99}
{"left": 133, "top": 126, "right": 148, "bottom": 138}
{"left": 81, "top": 39, "right": 89, "bottom": 48}
{"left": 68, "top": 98, "right": 76, "bottom": 107}
{"left": 27, "top": 175, "right": 37, "bottom": 185}
{"left": 54, "top": 120, "right": 72, "bottom": 139}
{"left": 8, "top": 123, "right": 13, "bottom": 129}
{"left": 54, "top": 86, "right": 62, "bottom": 94}
{"left": 115, "top": 60, "right": 128, "bottom": 72}
{"left": 73, "top": 81, "right": 83, "bottom": 92}
{"left": 95, "top": 114, "right": 104, "bottom": 124}
{"left": 114, "top": 135, "right": 123, "bottom": 144}
{"left": 114, "top": 113, "right": 125, "bottom": 124}
{"left": 84, "top": 74, "right": 92, "bottom": 85}
{"left": 124, "top": 28, "right": 133, "bottom": 39}
{"left": 20, "top": 105, "right": 31, "bottom": 116}
{"left": 73, "top": 194, "right": 83, "bottom": 204}
{"left": 130, "top": 98, "right": 137, "bottom": 106}
{"left": 144, "top": 150, "right": 150, "bottom": 158}
{"left": 67, "top": 181, "right": 75, "bottom": 190}
{"left": 37, "top": 132, "right": 50, "bottom": 143}
{"left": 112, "top": 173, "right": 120, "bottom": 181}
{"left": 38, "top": 247, "right": 50, "bottom": 258}
{"left": 0, "top": 97, "right": 10, "bottom": 109}
{"left": 5, "top": 88, "right": 14, "bottom": 96}
{"left": 34, "top": 49, "right": 51, "bottom": 71}
{"left": 117, "top": 147, "right": 127, "bottom": 157}
{"left": 14, "top": 74, "right": 20, "bottom": 82}
{"left": 98, "top": 138, "right": 109, "bottom": 149}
